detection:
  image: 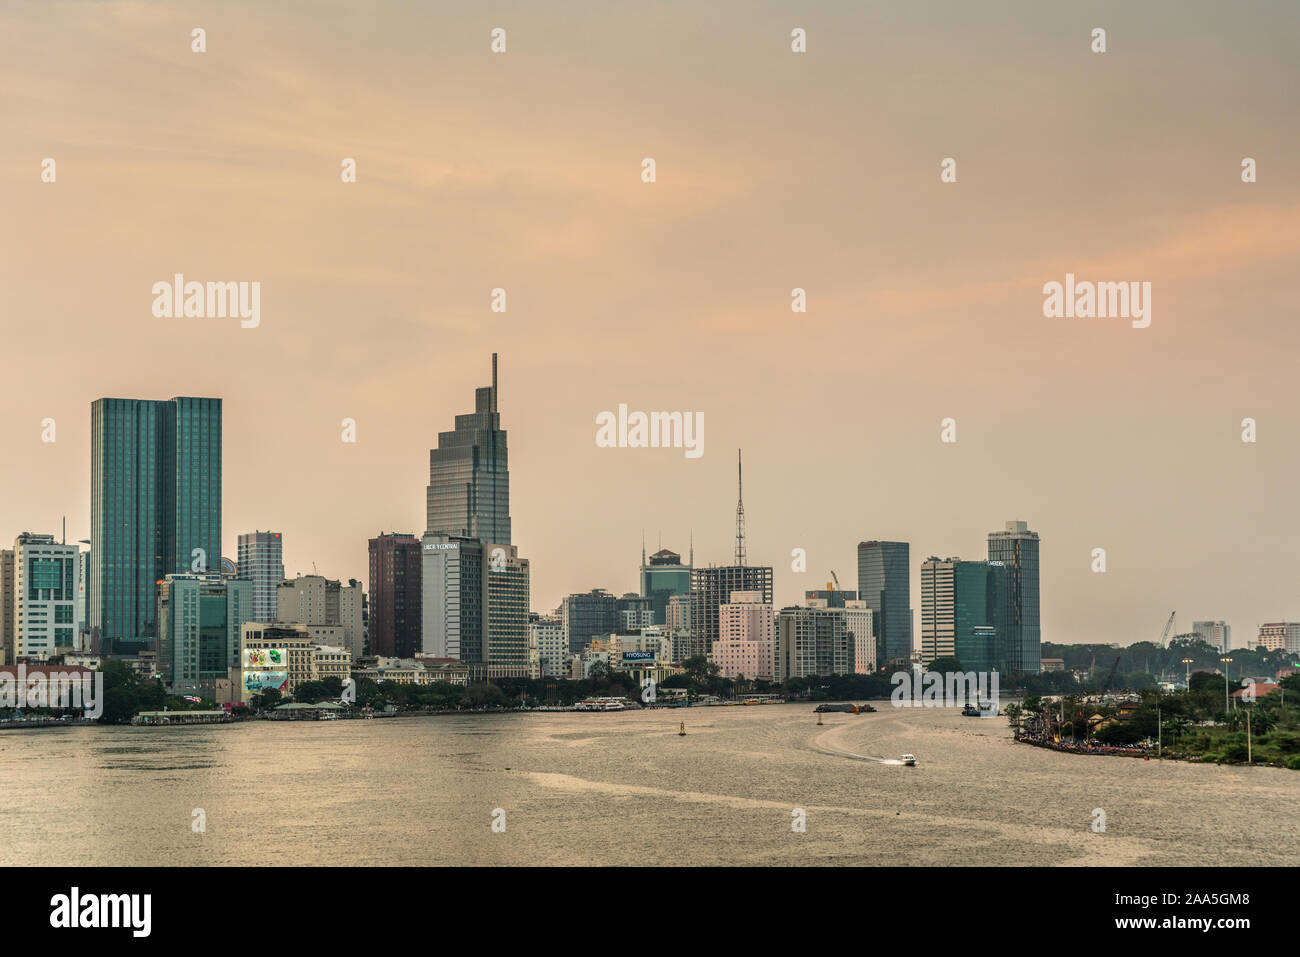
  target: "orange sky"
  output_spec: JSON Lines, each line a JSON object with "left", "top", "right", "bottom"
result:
{"left": 2, "top": 0, "right": 1298, "bottom": 646}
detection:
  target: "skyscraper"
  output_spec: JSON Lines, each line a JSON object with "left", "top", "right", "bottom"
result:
{"left": 987, "top": 520, "right": 1041, "bottom": 674}
{"left": 919, "top": 557, "right": 1005, "bottom": 673}
{"left": 237, "top": 530, "right": 284, "bottom": 623}
{"left": 90, "top": 396, "right": 222, "bottom": 654}
{"left": 425, "top": 353, "right": 511, "bottom": 544}
{"left": 0, "top": 549, "right": 14, "bottom": 664}
{"left": 368, "top": 533, "right": 422, "bottom": 658}
{"left": 640, "top": 545, "right": 691, "bottom": 625}
{"left": 857, "top": 541, "right": 912, "bottom": 670}
{"left": 1192, "top": 620, "right": 1231, "bottom": 653}
{"left": 561, "top": 588, "right": 620, "bottom": 653}
{"left": 775, "top": 606, "right": 853, "bottom": 681}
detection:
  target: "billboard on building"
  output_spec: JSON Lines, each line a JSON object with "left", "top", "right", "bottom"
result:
{"left": 622, "top": 651, "right": 655, "bottom": 665}
{"left": 243, "top": 648, "right": 286, "bottom": 668}
{"left": 243, "top": 671, "right": 288, "bottom": 694}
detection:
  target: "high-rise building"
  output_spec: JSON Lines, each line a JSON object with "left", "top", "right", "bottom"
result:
{"left": 156, "top": 573, "right": 252, "bottom": 696}
{"left": 641, "top": 546, "right": 691, "bottom": 625}
{"left": 987, "top": 521, "right": 1041, "bottom": 673}
{"left": 277, "top": 574, "right": 365, "bottom": 660}
{"left": 425, "top": 354, "right": 511, "bottom": 544}
{"left": 480, "top": 543, "right": 530, "bottom": 678}
{"left": 562, "top": 589, "right": 620, "bottom": 653}
{"left": 1257, "top": 623, "right": 1300, "bottom": 654}
{"left": 775, "top": 606, "right": 852, "bottom": 680}
{"left": 90, "top": 396, "right": 222, "bottom": 654}
{"left": 919, "top": 557, "right": 1006, "bottom": 673}
{"left": 237, "top": 531, "right": 284, "bottom": 623}
{"left": 617, "top": 593, "right": 653, "bottom": 632}
{"left": 12, "top": 533, "right": 78, "bottom": 661}
{"left": 805, "top": 593, "right": 875, "bottom": 675}
{"left": 856, "top": 540, "right": 912, "bottom": 669}
{"left": 368, "top": 533, "right": 422, "bottom": 658}
{"left": 0, "top": 549, "right": 14, "bottom": 664}
{"left": 1192, "top": 620, "right": 1231, "bottom": 653}
{"left": 712, "top": 590, "right": 775, "bottom": 680}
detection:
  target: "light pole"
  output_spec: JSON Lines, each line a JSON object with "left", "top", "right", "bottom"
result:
{"left": 1220, "top": 656, "right": 1233, "bottom": 714}
{"left": 1182, "top": 657, "right": 1194, "bottom": 690}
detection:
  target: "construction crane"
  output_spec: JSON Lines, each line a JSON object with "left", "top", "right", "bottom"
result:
{"left": 830, "top": 571, "right": 842, "bottom": 591}
{"left": 1157, "top": 611, "right": 1175, "bottom": 648}
{"left": 1104, "top": 655, "right": 1122, "bottom": 692}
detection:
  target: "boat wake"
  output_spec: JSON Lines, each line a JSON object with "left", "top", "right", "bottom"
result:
{"left": 812, "top": 726, "right": 904, "bottom": 765}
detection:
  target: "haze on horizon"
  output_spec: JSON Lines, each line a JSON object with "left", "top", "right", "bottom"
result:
{"left": 2, "top": 0, "right": 1298, "bottom": 648}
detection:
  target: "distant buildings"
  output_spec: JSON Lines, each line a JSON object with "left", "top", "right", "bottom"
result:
{"left": 712, "top": 590, "right": 775, "bottom": 680}
{"left": 1192, "top": 620, "right": 1231, "bottom": 653}
{"left": 156, "top": 573, "right": 251, "bottom": 696}
{"left": 562, "top": 589, "right": 620, "bottom": 654}
{"left": 368, "top": 533, "right": 422, "bottom": 658}
{"left": 1257, "top": 623, "right": 1300, "bottom": 654}
{"left": 918, "top": 557, "right": 1008, "bottom": 673}
{"left": 277, "top": 574, "right": 365, "bottom": 660}
{"left": 987, "top": 521, "right": 1041, "bottom": 674}
{"left": 237, "top": 531, "right": 284, "bottom": 623}
{"left": 691, "top": 566, "right": 774, "bottom": 656}
{"left": 857, "top": 540, "right": 912, "bottom": 670}
{"left": 90, "top": 396, "right": 222, "bottom": 654}
{"left": 775, "top": 606, "right": 852, "bottom": 681}
{"left": 11, "top": 532, "right": 78, "bottom": 662}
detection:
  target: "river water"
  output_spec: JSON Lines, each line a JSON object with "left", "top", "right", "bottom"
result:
{"left": 2, "top": 703, "right": 1294, "bottom": 865}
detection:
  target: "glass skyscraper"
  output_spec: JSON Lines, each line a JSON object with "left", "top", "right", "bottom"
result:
{"left": 90, "top": 397, "right": 222, "bottom": 654}
{"left": 425, "top": 354, "right": 510, "bottom": 544}
{"left": 640, "top": 547, "right": 691, "bottom": 625}
{"left": 857, "top": 540, "right": 912, "bottom": 669}
{"left": 987, "top": 521, "right": 1041, "bottom": 674}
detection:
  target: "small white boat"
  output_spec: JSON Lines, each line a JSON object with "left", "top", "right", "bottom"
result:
{"left": 901, "top": 753, "right": 917, "bottom": 766}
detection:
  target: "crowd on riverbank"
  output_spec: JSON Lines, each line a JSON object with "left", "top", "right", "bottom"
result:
{"left": 1014, "top": 730, "right": 1153, "bottom": 758}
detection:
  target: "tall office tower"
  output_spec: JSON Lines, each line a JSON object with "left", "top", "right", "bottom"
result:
{"left": 277, "top": 574, "right": 365, "bottom": 660}
{"left": 843, "top": 601, "right": 875, "bottom": 675}
{"left": 640, "top": 546, "right": 691, "bottom": 625}
{"left": 237, "top": 531, "right": 284, "bottom": 623}
{"left": 561, "top": 588, "right": 620, "bottom": 653}
{"left": 0, "top": 549, "right": 14, "bottom": 664}
{"left": 480, "top": 543, "right": 530, "bottom": 678}
{"left": 90, "top": 396, "right": 222, "bottom": 654}
{"left": 156, "top": 573, "right": 252, "bottom": 696}
{"left": 368, "top": 533, "right": 422, "bottom": 658}
{"left": 712, "top": 590, "right": 775, "bottom": 680}
{"left": 421, "top": 535, "right": 481, "bottom": 660}
{"left": 425, "top": 353, "right": 511, "bottom": 544}
{"left": 12, "top": 533, "right": 78, "bottom": 662}
{"left": 987, "top": 520, "right": 1041, "bottom": 674}
{"left": 857, "top": 541, "right": 912, "bottom": 670}
{"left": 919, "top": 557, "right": 1004, "bottom": 672}
{"left": 1192, "top": 620, "right": 1231, "bottom": 653}
{"left": 775, "top": 606, "right": 852, "bottom": 681}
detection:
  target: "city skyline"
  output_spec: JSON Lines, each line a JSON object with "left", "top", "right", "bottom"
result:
{"left": 4, "top": 2, "right": 1300, "bottom": 646}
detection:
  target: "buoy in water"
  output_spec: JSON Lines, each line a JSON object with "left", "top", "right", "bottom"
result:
{"left": 679, "top": 721, "right": 686, "bottom": 736}
{"left": 817, "top": 712, "right": 823, "bottom": 726}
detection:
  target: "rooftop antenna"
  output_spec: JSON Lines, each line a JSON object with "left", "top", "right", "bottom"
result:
{"left": 491, "top": 352, "right": 498, "bottom": 414}
{"left": 641, "top": 530, "right": 646, "bottom": 567}
{"left": 734, "top": 449, "right": 747, "bottom": 566}
{"left": 689, "top": 530, "right": 694, "bottom": 568}
{"left": 62, "top": 516, "right": 66, "bottom": 545}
